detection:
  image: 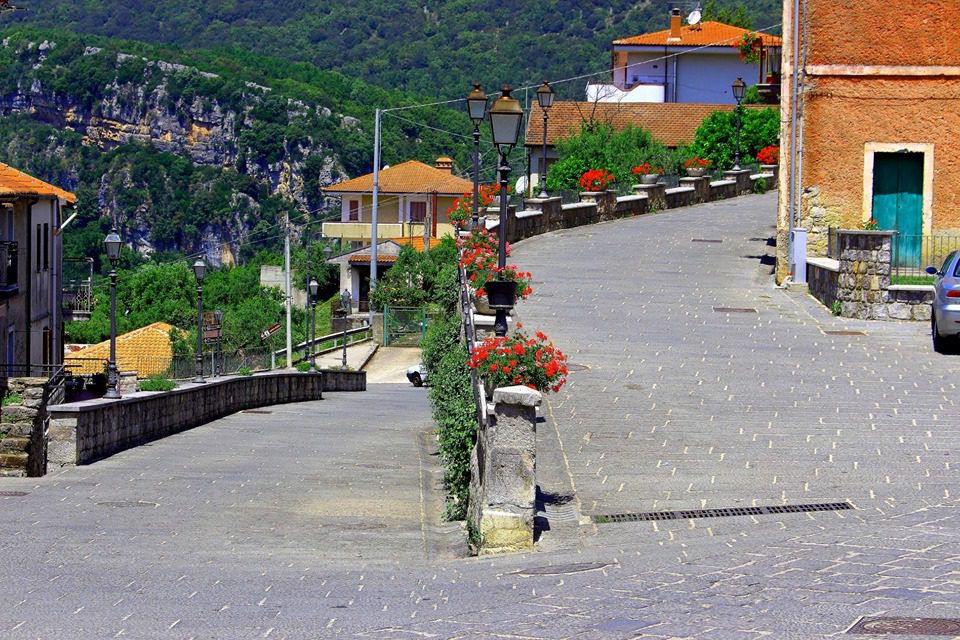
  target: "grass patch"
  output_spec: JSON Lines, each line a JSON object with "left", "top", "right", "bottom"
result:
{"left": 2, "top": 393, "right": 22, "bottom": 406}
{"left": 139, "top": 375, "right": 176, "bottom": 392}
{"left": 891, "top": 275, "right": 934, "bottom": 286}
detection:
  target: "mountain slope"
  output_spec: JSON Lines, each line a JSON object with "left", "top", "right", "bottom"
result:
{"left": 7, "top": 1, "right": 784, "bottom": 98}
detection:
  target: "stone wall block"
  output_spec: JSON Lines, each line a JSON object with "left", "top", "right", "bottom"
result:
{"left": 2, "top": 405, "right": 38, "bottom": 422}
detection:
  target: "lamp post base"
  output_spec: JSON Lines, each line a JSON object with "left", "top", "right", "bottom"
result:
{"left": 494, "top": 309, "right": 508, "bottom": 337}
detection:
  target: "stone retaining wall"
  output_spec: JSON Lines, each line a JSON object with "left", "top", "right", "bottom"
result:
{"left": 0, "top": 377, "right": 59, "bottom": 477}
{"left": 46, "top": 370, "right": 361, "bottom": 471}
{"left": 807, "top": 231, "right": 933, "bottom": 321}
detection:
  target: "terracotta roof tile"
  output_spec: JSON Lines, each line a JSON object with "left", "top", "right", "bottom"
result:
{"left": 348, "top": 254, "right": 398, "bottom": 264}
{"left": 322, "top": 160, "right": 474, "bottom": 196}
{"left": 526, "top": 101, "right": 773, "bottom": 148}
{"left": 65, "top": 322, "right": 178, "bottom": 378}
{"left": 614, "top": 21, "right": 782, "bottom": 48}
{"left": 0, "top": 162, "right": 76, "bottom": 204}
{"left": 388, "top": 236, "right": 444, "bottom": 251}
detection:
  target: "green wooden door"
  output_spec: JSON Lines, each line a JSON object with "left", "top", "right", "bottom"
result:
{"left": 872, "top": 152, "right": 923, "bottom": 267}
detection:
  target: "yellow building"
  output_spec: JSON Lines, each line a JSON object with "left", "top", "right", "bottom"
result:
{"left": 321, "top": 157, "right": 474, "bottom": 245}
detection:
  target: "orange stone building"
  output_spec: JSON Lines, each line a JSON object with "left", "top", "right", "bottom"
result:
{"left": 777, "top": 0, "right": 960, "bottom": 282}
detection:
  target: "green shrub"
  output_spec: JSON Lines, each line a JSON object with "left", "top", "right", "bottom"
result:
{"left": 237, "top": 367, "right": 253, "bottom": 376}
{"left": 831, "top": 300, "right": 842, "bottom": 316}
{"left": 753, "top": 177, "right": 768, "bottom": 194}
{"left": 139, "top": 375, "right": 177, "bottom": 392}
{"left": 296, "top": 361, "right": 312, "bottom": 372}
{"left": 688, "top": 107, "right": 779, "bottom": 171}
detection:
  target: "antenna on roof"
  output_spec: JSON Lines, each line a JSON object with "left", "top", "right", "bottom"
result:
{"left": 687, "top": 2, "right": 702, "bottom": 29}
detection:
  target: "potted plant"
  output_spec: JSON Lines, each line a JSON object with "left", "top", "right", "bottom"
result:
{"left": 446, "top": 184, "right": 497, "bottom": 228}
{"left": 473, "top": 265, "right": 533, "bottom": 315}
{"left": 756, "top": 144, "right": 779, "bottom": 170}
{"left": 683, "top": 157, "right": 711, "bottom": 177}
{"left": 632, "top": 162, "right": 663, "bottom": 185}
{"left": 468, "top": 325, "right": 568, "bottom": 395}
{"left": 578, "top": 169, "right": 615, "bottom": 193}
{"left": 458, "top": 229, "right": 532, "bottom": 314}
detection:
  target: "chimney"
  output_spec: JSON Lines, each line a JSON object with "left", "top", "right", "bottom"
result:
{"left": 435, "top": 156, "right": 453, "bottom": 173}
{"left": 669, "top": 8, "right": 682, "bottom": 41}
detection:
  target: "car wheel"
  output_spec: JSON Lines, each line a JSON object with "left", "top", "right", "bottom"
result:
{"left": 933, "top": 315, "right": 948, "bottom": 354}
{"left": 410, "top": 372, "right": 423, "bottom": 387}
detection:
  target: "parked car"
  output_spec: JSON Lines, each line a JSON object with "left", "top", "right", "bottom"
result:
{"left": 406, "top": 363, "right": 428, "bottom": 387}
{"left": 926, "top": 251, "right": 960, "bottom": 352}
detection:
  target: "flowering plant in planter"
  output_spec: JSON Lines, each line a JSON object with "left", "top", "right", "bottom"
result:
{"left": 578, "top": 169, "right": 615, "bottom": 192}
{"left": 756, "top": 145, "right": 779, "bottom": 165}
{"left": 632, "top": 163, "right": 663, "bottom": 176}
{"left": 446, "top": 184, "right": 497, "bottom": 225}
{"left": 683, "top": 157, "right": 711, "bottom": 170}
{"left": 458, "top": 229, "right": 532, "bottom": 302}
{"left": 474, "top": 265, "right": 533, "bottom": 301}
{"left": 861, "top": 218, "right": 880, "bottom": 231}
{"left": 735, "top": 32, "right": 762, "bottom": 64}
{"left": 468, "top": 326, "right": 568, "bottom": 393}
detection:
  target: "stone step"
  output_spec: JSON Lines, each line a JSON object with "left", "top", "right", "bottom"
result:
{"left": 0, "top": 423, "right": 34, "bottom": 438}
{"left": 0, "top": 436, "right": 30, "bottom": 452}
{"left": 0, "top": 451, "right": 28, "bottom": 468}
{"left": 0, "top": 468, "right": 26, "bottom": 477}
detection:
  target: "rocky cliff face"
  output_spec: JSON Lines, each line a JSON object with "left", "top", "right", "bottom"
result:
{"left": 0, "top": 37, "right": 351, "bottom": 264}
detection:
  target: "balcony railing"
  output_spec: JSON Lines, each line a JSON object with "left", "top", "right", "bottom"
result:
{"left": 0, "top": 241, "right": 18, "bottom": 296}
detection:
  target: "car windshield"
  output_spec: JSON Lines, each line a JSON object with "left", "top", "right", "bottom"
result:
{"left": 941, "top": 252, "right": 957, "bottom": 276}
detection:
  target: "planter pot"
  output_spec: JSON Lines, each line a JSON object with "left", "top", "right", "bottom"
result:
{"left": 686, "top": 167, "right": 707, "bottom": 177}
{"left": 640, "top": 173, "right": 660, "bottom": 185}
{"left": 484, "top": 280, "right": 517, "bottom": 309}
{"left": 471, "top": 293, "right": 493, "bottom": 315}
{"left": 760, "top": 164, "right": 778, "bottom": 174}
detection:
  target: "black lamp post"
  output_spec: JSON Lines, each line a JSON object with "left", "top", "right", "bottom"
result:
{"left": 103, "top": 229, "right": 122, "bottom": 399}
{"left": 732, "top": 76, "right": 746, "bottom": 171}
{"left": 340, "top": 289, "right": 351, "bottom": 369}
{"left": 192, "top": 258, "right": 206, "bottom": 384}
{"left": 487, "top": 84, "right": 524, "bottom": 337}
{"left": 308, "top": 278, "right": 319, "bottom": 372}
{"left": 466, "top": 82, "right": 488, "bottom": 229}
{"left": 535, "top": 80, "right": 554, "bottom": 199}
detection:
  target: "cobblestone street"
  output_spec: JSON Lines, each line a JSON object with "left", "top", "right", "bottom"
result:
{"left": 3, "top": 192, "right": 960, "bottom": 638}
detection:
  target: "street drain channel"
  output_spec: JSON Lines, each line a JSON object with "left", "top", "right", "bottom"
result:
{"left": 593, "top": 501, "right": 853, "bottom": 524}
{"left": 97, "top": 500, "right": 159, "bottom": 508}
{"left": 566, "top": 363, "right": 590, "bottom": 371}
{"left": 824, "top": 330, "right": 867, "bottom": 336}
{"left": 0, "top": 491, "right": 29, "bottom": 497}
{"left": 713, "top": 306, "right": 757, "bottom": 313}
{"left": 691, "top": 239, "right": 723, "bottom": 243}
{"left": 516, "top": 562, "right": 614, "bottom": 576}
{"left": 243, "top": 410, "right": 273, "bottom": 415}
{"left": 847, "top": 617, "right": 960, "bottom": 635}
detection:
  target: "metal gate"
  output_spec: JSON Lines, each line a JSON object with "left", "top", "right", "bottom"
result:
{"left": 383, "top": 306, "right": 429, "bottom": 346}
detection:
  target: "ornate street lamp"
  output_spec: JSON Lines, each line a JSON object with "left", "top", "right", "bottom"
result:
{"left": 192, "top": 258, "right": 206, "bottom": 384}
{"left": 487, "top": 84, "right": 524, "bottom": 337}
{"left": 103, "top": 229, "right": 122, "bottom": 399}
{"left": 535, "top": 80, "right": 554, "bottom": 199}
{"left": 732, "top": 76, "right": 746, "bottom": 171}
{"left": 466, "top": 82, "right": 488, "bottom": 230}
{"left": 308, "top": 278, "right": 319, "bottom": 372}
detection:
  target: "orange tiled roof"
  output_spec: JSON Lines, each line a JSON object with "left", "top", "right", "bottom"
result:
{"left": 348, "top": 254, "right": 398, "bottom": 264}
{"left": 65, "top": 322, "right": 179, "bottom": 378}
{"left": 525, "top": 101, "right": 773, "bottom": 149}
{"left": 322, "top": 160, "right": 474, "bottom": 196}
{"left": 389, "top": 236, "right": 444, "bottom": 251}
{"left": 0, "top": 162, "right": 76, "bottom": 204}
{"left": 614, "top": 21, "right": 782, "bottom": 48}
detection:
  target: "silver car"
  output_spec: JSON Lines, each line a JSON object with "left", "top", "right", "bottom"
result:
{"left": 926, "top": 251, "right": 960, "bottom": 352}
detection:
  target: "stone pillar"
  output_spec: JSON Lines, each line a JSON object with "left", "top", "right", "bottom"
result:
{"left": 679, "top": 176, "right": 710, "bottom": 203}
{"left": 760, "top": 164, "right": 779, "bottom": 185}
{"left": 836, "top": 230, "right": 895, "bottom": 319}
{"left": 633, "top": 183, "right": 666, "bottom": 211}
{"left": 724, "top": 168, "right": 752, "bottom": 194}
{"left": 579, "top": 191, "right": 618, "bottom": 221}
{"left": 523, "top": 197, "right": 563, "bottom": 231}
{"left": 468, "top": 385, "right": 541, "bottom": 555}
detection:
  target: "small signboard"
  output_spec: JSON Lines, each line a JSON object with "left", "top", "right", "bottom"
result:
{"left": 260, "top": 322, "right": 282, "bottom": 340}
{"left": 203, "top": 311, "right": 222, "bottom": 345}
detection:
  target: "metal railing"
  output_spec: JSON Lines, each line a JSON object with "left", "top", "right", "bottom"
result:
{"left": 273, "top": 325, "right": 373, "bottom": 366}
{"left": 892, "top": 234, "right": 960, "bottom": 280}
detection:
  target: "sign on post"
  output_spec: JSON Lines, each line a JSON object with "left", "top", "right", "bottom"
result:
{"left": 260, "top": 322, "right": 282, "bottom": 340}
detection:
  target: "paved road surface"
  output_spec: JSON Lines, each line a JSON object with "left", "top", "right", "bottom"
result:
{"left": 4, "top": 192, "right": 960, "bottom": 638}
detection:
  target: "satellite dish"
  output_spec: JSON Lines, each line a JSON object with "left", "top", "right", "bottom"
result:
{"left": 687, "top": 9, "right": 701, "bottom": 25}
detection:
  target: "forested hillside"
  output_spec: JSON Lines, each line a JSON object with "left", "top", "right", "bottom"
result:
{"left": 8, "top": 0, "right": 783, "bottom": 99}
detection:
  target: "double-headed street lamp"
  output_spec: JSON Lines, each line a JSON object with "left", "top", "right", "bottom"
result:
{"left": 340, "top": 289, "right": 351, "bottom": 369}
{"left": 535, "top": 80, "right": 554, "bottom": 199}
{"left": 103, "top": 229, "right": 122, "bottom": 399}
{"left": 308, "top": 278, "right": 319, "bottom": 372}
{"left": 732, "top": 76, "right": 746, "bottom": 171}
{"left": 487, "top": 84, "right": 524, "bottom": 337}
{"left": 466, "top": 83, "right": 488, "bottom": 230}
{"left": 192, "top": 258, "right": 206, "bottom": 384}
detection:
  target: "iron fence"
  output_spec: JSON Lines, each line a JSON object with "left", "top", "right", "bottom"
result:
{"left": 892, "top": 234, "right": 960, "bottom": 280}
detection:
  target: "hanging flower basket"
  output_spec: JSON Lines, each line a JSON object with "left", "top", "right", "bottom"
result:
{"left": 484, "top": 280, "right": 517, "bottom": 309}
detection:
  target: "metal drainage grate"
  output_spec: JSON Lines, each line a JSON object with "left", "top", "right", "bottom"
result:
{"left": 97, "top": 500, "right": 159, "bottom": 508}
{"left": 593, "top": 501, "right": 853, "bottom": 524}
{"left": 848, "top": 617, "right": 960, "bottom": 635}
{"left": 824, "top": 330, "right": 867, "bottom": 336}
{"left": 713, "top": 306, "right": 757, "bottom": 313}
{"left": 243, "top": 409, "right": 273, "bottom": 415}
{"left": 516, "top": 562, "right": 613, "bottom": 576}
{"left": 692, "top": 238, "right": 723, "bottom": 243}
{"left": 0, "top": 491, "right": 29, "bottom": 497}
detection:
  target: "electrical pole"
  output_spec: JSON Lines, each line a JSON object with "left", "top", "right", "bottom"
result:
{"left": 284, "top": 211, "right": 292, "bottom": 368}
{"left": 370, "top": 108, "right": 381, "bottom": 327}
